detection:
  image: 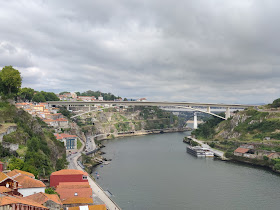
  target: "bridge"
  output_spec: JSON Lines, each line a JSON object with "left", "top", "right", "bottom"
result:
{"left": 48, "top": 101, "right": 256, "bottom": 128}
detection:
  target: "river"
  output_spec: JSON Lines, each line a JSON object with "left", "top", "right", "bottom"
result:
{"left": 92, "top": 132, "right": 280, "bottom": 210}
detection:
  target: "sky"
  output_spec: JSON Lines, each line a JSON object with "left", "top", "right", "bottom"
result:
{"left": 0, "top": 0, "right": 279, "bottom": 104}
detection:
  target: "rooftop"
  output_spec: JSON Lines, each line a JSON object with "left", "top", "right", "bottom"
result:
{"left": 7, "top": 169, "right": 35, "bottom": 179}
{"left": 54, "top": 133, "right": 77, "bottom": 140}
{"left": 14, "top": 174, "right": 46, "bottom": 188}
{"left": 0, "top": 195, "right": 48, "bottom": 209}
{"left": 51, "top": 169, "right": 88, "bottom": 176}
{"left": 56, "top": 188, "right": 92, "bottom": 200}
{"left": 26, "top": 192, "right": 62, "bottom": 205}
{"left": 62, "top": 197, "right": 93, "bottom": 205}
{"left": 57, "top": 182, "right": 90, "bottom": 189}
{"left": 234, "top": 147, "right": 250, "bottom": 154}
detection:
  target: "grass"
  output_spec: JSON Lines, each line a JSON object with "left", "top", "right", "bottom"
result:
{"left": 16, "top": 145, "right": 27, "bottom": 157}
{"left": 77, "top": 138, "right": 82, "bottom": 150}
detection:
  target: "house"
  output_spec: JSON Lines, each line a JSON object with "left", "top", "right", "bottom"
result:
{"left": 0, "top": 161, "right": 3, "bottom": 172}
{"left": 13, "top": 174, "right": 46, "bottom": 197}
{"left": 0, "top": 172, "right": 20, "bottom": 196}
{"left": 137, "top": 98, "right": 147, "bottom": 102}
{"left": 50, "top": 169, "right": 88, "bottom": 188}
{"left": 234, "top": 147, "right": 254, "bottom": 157}
{"left": 0, "top": 195, "right": 48, "bottom": 210}
{"left": 62, "top": 197, "right": 94, "bottom": 209}
{"left": 76, "top": 96, "right": 96, "bottom": 102}
{"left": 26, "top": 192, "right": 62, "bottom": 210}
{"left": 54, "top": 133, "right": 78, "bottom": 152}
{"left": 56, "top": 182, "right": 92, "bottom": 200}
{"left": 33, "top": 105, "right": 45, "bottom": 112}
{"left": 43, "top": 119, "right": 59, "bottom": 127}
{"left": 68, "top": 204, "right": 107, "bottom": 210}
{"left": 55, "top": 118, "right": 69, "bottom": 128}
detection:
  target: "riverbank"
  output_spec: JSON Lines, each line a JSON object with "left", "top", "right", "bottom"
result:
{"left": 92, "top": 132, "right": 280, "bottom": 210}
{"left": 183, "top": 136, "right": 280, "bottom": 174}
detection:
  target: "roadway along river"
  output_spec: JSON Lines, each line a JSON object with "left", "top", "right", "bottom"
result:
{"left": 92, "top": 132, "right": 280, "bottom": 210}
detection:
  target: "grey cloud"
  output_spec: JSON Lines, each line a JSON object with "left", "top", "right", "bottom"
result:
{"left": 0, "top": 0, "right": 280, "bottom": 104}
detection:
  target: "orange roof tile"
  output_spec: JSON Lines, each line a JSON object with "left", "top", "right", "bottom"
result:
{"left": 7, "top": 169, "right": 35, "bottom": 179}
{"left": 267, "top": 153, "right": 275, "bottom": 158}
{"left": 234, "top": 147, "right": 250, "bottom": 154}
{"left": 62, "top": 197, "right": 93, "bottom": 205}
{"left": 26, "top": 192, "right": 62, "bottom": 205}
{"left": 68, "top": 204, "right": 106, "bottom": 210}
{"left": 0, "top": 186, "right": 12, "bottom": 193}
{"left": 0, "top": 171, "right": 9, "bottom": 182}
{"left": 51, "top": 169, "right": 87, "bottom": 176}
{"left": 54, "top": 133, "right": 77, "bottom": 140}
{"left": 55, "top": 118, "right": 68, "bottom": 122}
{"left": 56, "top": 182, "right": 90, "bottom": 189}
{"left": 14, "top": 175, "right": 46, "bottom": 188}
{"left": 0, "top": 196, "right": 48, "bottom": 209}
{"left": 56, "top": 188, "right": 92, "bottom": 200}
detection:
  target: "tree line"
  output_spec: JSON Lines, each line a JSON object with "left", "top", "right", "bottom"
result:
{"left": 0, "top": 66, "right": 59, "bottom": 102}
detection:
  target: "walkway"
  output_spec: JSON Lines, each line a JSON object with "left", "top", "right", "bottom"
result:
{"left": 188, "top": 136, "right": 226, "bottom": 159}
{"left": 68, "top": 137, "right": 121, "bottom": 210}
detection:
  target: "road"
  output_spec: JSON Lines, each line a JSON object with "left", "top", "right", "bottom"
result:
{"left": 67, "top": 137, "right": 121, "bottom": 210}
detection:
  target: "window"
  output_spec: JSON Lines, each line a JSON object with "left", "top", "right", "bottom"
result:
{"left": 74, "top": 192, "right": 78, "bottom": 196}
{"left": 83, "top": 175, "right": 87, "bottom": 180}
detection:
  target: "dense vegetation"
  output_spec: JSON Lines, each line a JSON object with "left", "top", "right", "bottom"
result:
{"left": 0, "top": 102, "right": 67, "bottom": 177}
{"left": 191, "top": 114, "right": 224, "bottom": 139}
{"left": 75, "top": 90, "right": 121, "bottom": 100}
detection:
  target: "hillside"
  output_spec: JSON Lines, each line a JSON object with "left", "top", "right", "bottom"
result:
{"left": 0, "top": 101, "right": 67, "bottom": 178}
{"left": 192, "top": 106, "right": 280, "bottom": 172}
{"left": 74, "top": 106, "right": 186, "bottom": 138}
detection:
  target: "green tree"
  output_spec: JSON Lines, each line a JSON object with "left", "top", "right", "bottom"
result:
{"left": 19, "top": 87, "right": 35, "bottom": 101}
{"left": 8, "top": 157, "right": 24, "bottom": 170}
{"left": 0, "top": 66, "right": 22, "bottom": 96}
{"left": 32, "top": 92, "right": 46, "bottom": 102}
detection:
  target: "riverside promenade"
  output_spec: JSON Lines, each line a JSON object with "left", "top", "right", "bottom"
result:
{"left": 188, "top": 136, "right": 226, "bottom": 160}
{"left": 67, "top": 138, "right": 121, "bottom": 210}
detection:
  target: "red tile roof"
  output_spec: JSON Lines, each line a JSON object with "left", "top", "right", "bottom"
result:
{"left": 0, "top": 195, "right": 48, "bottom": 209}
{"left": 234, "top": 147, "right": 250, "bottom": 154}
{"left": 0, "top": 172, "right": 10, "bottom": 182}
{"left": 0, "top": 186, "right": 12, "bottom": 193}
{"left": 14, "top": 175, "right": 46, "bottom": 188}
{"left": 54, "top": 133, "right": 77, "bottom": 140}
{"left": 55, "top": 118, "right": 68, "bottom": 122}
{"left": 51, "top": 169, "right": 87, "bottom": 176}
{"left": 26, "top": 192, "right": 62, "bottom": 205}
{"left": 56, "top": 182, "right": 90, "bottom": 189}
{"left": 7, "top": 169, "right": 35, "bottom": 179}
{"left": 62, "top": 197, "right": 93, "bottom": 205}
{"left": 56, "top": 188, "right": 92, "bottom": 200}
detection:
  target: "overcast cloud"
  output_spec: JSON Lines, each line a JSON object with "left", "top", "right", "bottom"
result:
{"left": 0, "top": 0, "right": 279, "bottom": 104}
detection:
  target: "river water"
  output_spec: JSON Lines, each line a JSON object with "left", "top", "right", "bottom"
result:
{"left": 92, "top": 132, "right": 280, "bottom": 210}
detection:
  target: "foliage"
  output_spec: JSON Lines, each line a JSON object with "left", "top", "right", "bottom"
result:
{"left": 32, "top": 91, "right": 59, "bottom": 102}
{"left": 269, "top": 98, "right": 280, "bottom": 108}
{"left": 0, "top": 144, "right": 16, "bottom": 158}
{"left": 59, "top": 91, "right": 70, "bottom": 95}
{"left": 18, "top": 87, "right": 35, "bottom": 101}
{"left": 0, "top": 66, "right": 22, "bottom": 97}
{"left": 77, "top": 138, "right": 82, "bottom": 149}
{"left": 45, "top": 187, "right": 58, "bottom": 195}
{"left": 76, "top": 90, "right": 120, "bottom": 100}
{"left": 58, "top": 107, "right": 73, "bottom": 119}
{"left": 190, "top": 140, "right": 199, "bottom": 146}
{"left": 192, "top": 114, "right": 224, "bottom": 139}
{"left": 8, "top": 157, "right": 24, "bottom": 170}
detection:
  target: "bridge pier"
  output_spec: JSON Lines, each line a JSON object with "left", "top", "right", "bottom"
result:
{"left": 67, "top": 105, "right": 70, "bottom": 111}
{"left": 193, "top": 112, "right": 198, "bottom": 129}
{"left": 207, "top": 106, "right": 211, "bottom": 113}
{"left": 89, "top": 105, "right": 91, "bottom": 112}
{"left": 225, "top": 107, "right": 230, "bottom": 119}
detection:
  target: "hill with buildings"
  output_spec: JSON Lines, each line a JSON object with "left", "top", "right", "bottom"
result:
{"left": 0, "top": 101, "right": 67, "bottom": 178}
{"left": 191, "top": 98, "right": 280, "bottom": 172}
